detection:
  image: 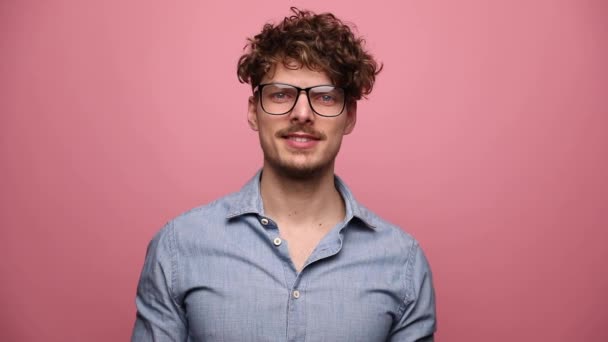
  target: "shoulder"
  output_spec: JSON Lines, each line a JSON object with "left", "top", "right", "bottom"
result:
{"left": 357, "top": 204, "right": 421, "bottom": 251}
{"left": 177, "top": 191, "right": 240, "bottom": 223}
{"left": 154, "top": 190, "right": 243, "bottom": 243}
{"left": 336, "top": 175, "right": 422, "bottom": 254}
{"left": 354, "top": 204, "right": 432, "bottom": 273}
{"left": 359, "top": 205, "right": 434, "bottom": 298}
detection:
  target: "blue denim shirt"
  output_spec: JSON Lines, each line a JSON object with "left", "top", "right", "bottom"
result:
{"left": 132, "top": 172, "right": 436, "bottom": 341}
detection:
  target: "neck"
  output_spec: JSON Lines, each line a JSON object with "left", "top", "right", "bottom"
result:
{"left": 260, "top": 163, "right": 345, "bottom": 227}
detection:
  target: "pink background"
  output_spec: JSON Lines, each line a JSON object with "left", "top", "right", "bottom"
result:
{"left": 1, "top": 0, "right": 607, "bottom": 340}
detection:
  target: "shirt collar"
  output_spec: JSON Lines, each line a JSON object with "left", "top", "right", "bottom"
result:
{"left": 226, "top": 170, "right": 376, "bottom": 230}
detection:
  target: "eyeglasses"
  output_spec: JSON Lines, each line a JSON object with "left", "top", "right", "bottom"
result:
{"left": 255, "top": 83, "right": 346, "bottom": 117}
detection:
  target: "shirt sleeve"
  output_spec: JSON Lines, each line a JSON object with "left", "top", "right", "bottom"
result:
{"left": 388, "top": 240, "right": 437, "bottom": 341}
{"left": 131, "top": 222, "right": 188, "bottom": 341}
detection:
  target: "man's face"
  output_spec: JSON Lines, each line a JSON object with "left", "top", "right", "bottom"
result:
{"left": 247, "top": 62, "right": 357, "bottom": 179}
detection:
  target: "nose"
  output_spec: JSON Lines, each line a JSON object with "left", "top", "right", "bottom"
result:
{"left": 289, "top": 91, "right": 315, "bottom": 124}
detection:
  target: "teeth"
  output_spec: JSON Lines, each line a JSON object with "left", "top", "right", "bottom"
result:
{"left": 289, "top": 136, "right": 312, "bottom": 142}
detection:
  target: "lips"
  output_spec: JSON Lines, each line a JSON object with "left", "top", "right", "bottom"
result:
{"left": 282, "top": 132, "right": 321, "bottom": 149}
{"left": 275, "top": 125, "right": 326, "bottom": 150}
{"left": 284, "top": 133, "right": 319, "bottom": 141}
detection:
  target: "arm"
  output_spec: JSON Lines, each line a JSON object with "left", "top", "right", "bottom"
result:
{"left": 131, "top": 223, "right": 188, "bottom": 341}
{"left": 388, "top": 241, "right": 437, "bottom": 341}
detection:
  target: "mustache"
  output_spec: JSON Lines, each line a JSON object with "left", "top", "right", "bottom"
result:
{"left": 275, "top": 125, "right": 326, "bottom": 140}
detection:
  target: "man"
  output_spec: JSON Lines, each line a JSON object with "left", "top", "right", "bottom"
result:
{"left": 132, "top": 8, "right": 436, "bottom": 341}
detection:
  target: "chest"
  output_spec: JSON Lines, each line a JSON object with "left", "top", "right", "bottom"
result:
{"left": 279, "top": 227, "right": 326, "bottom": 272}
{"left": 175, "top": 231, "right": 406, "bottom": 342}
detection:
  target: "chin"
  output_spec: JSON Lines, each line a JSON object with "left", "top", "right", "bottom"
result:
{"left": 267, "top": 157, "right": 333, "bottom": 180}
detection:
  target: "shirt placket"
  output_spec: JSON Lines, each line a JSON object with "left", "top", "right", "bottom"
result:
{"left": 259, "top": 215, "right": 350, "bottom": 341}
{"left": 258, "top": 215, "right": 307, "bottom": 341}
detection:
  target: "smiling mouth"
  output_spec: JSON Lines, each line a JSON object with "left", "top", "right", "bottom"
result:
{"left": 285, "top": 135, "right": 318, "bottom": 142}
{"left": 280, "top": 132, "right": 322, "bottom": 149}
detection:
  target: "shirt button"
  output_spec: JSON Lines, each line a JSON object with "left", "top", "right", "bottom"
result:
{"left": 260, "top": 218, "right": 269, "bottom": 225}
{"left": 292, "top": 290, "right": 300, "bottom": 299}
{"left": 273, "top": 237, "right": 282, "bottom": 246}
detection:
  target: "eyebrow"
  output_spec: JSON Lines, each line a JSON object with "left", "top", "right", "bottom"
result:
{"left": 259, "top": 82, "right": 337, "bottom": 89}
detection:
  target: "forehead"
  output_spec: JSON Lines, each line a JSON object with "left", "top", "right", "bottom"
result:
{"left": 261, "top": 61, "right": 332, "bottom": 87}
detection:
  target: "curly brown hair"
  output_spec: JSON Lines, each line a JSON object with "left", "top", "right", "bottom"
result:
{"left": 237, "top": 7, "right": 382, "bottom": 101}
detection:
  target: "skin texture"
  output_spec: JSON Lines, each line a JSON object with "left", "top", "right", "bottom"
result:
{"left": 247, "top": 62, "right": 357, "bottom": 180}
{"left": 246, "top": 61, "right": 358, "bottom": 271}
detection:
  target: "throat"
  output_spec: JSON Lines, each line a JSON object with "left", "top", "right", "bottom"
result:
{"left": 278, "top": 220, "right": 338, "bottom": 272}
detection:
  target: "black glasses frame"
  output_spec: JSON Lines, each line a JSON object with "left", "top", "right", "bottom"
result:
{"left": 255, "top": 82, "right": 347, "bottom": 117}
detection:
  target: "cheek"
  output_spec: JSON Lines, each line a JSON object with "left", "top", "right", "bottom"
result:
{"left": 257, "top": 119, "right": 279, "bottom": 144}
{"left": 324, "top": 122, "right": 348, "bottom": 139}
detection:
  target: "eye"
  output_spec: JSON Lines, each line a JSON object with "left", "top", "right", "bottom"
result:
{"left": 263, "top": 85, "right": 297, "bottom": 103}
{"left": 269, "top": 92, "right": 294, "bottom": 103}
{"left": 320, "top": 94, "right": 335, "bottom": 102}
{"left": 313, "top": 93, "right": 337, "bottom": 105}
{"left": 272, "top": 92, "right": 288, "bottom": 100}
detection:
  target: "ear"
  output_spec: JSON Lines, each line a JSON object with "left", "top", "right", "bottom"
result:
{"left": 343, "top": 100, "right": 357, "bottom": 135}
{"left": 247, "top": 96, "right": 259, "bottom": 131}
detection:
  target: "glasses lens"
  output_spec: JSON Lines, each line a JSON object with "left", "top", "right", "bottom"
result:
{"left": 260, "top": 84, "right": 346, "bottom": 116}
{"left": 260, "top": 84, "right": 298, "bottom": 115}
{"left": 309, "top": 86, "right": 345, "bottom": 117}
